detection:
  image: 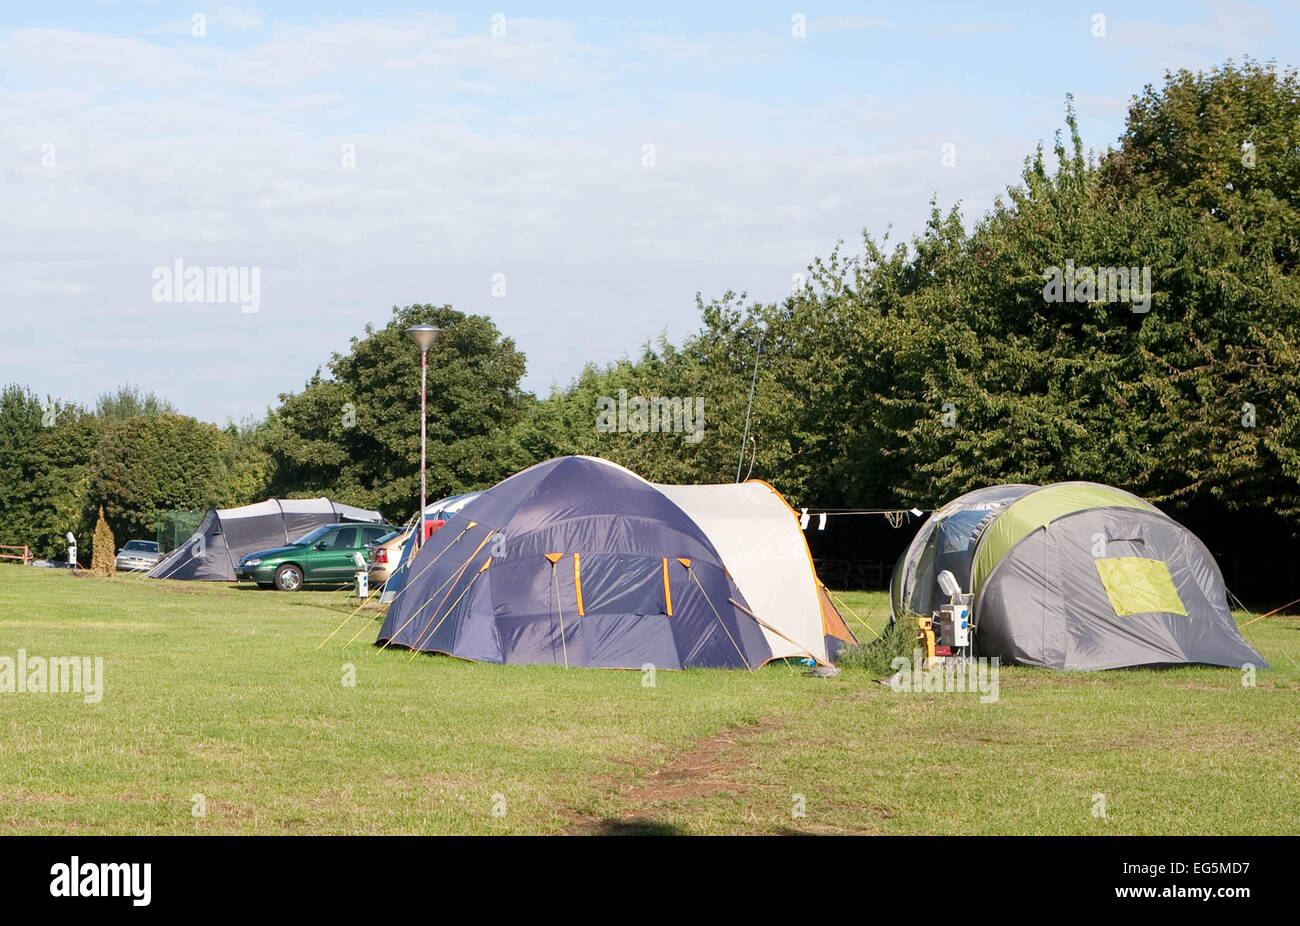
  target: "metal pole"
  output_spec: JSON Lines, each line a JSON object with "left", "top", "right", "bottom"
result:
{"left": 419, "top": 347, "right": 428, "bottom": 548}
{"left": 736, "top": 328, "right": 763, "bottom": 482}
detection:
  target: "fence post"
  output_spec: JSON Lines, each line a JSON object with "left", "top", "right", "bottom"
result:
{"left": 24, "top": 546, "right": 31, "bottom": 566}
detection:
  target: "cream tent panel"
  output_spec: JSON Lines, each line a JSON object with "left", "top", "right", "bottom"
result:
{"left": 655, "top": 481, "right": 828, "bottom": 662}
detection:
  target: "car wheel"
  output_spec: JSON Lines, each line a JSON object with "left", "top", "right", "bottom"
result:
{"left": 273, "top": 564, "right": 303, "bottom": 592}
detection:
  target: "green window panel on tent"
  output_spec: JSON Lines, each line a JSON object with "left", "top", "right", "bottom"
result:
{"left": 971, "top": 483, "right": 1155, "bottom": 593}
{"left": 1094, "top": 557, "right": 1187, "bottom": 617}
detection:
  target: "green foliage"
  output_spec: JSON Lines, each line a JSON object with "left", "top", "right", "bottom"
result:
{"left": 2, "top": 58, "right": 1298, "bottom": 559}
{"left": 0, "top": 383, "right": 271, "bottom": 559}
{"left": 263, "top": 304, "right": 531, "bottom": 518}
{"left": 88, "top": 414, "right": 230, "bottom": 541}
{"left": 1102, "top": 58, "right": 1300, "bottom": 270}
{"left": 0, "top": 385, "right": 102, "bottom": 559}
{"left": 215, "top": 418, "right": 274, "bottom": 508}
{"left": 521, "top": 62, "right": 1300, "bottom": 527}
{"left": 833, "top": 616, "right": 915, "bottom": 677}
{"left": 517, "top": 292, "right": 860, "bottom": 503}
{"left": 95, "top": 385, "right": 177, "bottom": 421}
{"left": 1097, "top": 60, "right": 1300, "bottom": 513}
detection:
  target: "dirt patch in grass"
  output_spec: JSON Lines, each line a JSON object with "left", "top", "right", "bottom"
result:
{"left": 565, "top": 715, "right": 787, "bottom": 835}
{"left": 774, "top": 821, "right": 873, "bottom": 835}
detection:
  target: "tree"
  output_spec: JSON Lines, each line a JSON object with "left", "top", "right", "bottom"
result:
{"left": 91, "top": 507, "right": 115, "bottom": 577}
{"left": 514, "top": 287, "right": 874, "bottom": 505}
{"left": 0, "top": 385, "right": 103, "bottom": 559}
{"left": 522, "top": 60, "right": 1300, "bottom": 534}
{"left": 1097, "top": 60, "right": 1300, "bottom": 516}
{"left": 88, "top": 414, "right": 229, "bottom": 541}
{"left": 264, "top": 304, "right": 531, "bottom": 518}
{"left": 215, "top": 417, "right": 274, "bottom": 508}
{"left": 1102, "top": 59, "right": 1300, "bottom": 271}
{"left": 95, "top": 385, "right": 177, "bottom": 421}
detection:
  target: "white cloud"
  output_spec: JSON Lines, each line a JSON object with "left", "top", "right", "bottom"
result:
{"left": 156, "top": 5, "right": 266, "bottom": 36}
{"left": 2, "top": 11, "right": 1235, "bottom": 423}
{"left": 212, "top": 5, "right": 266, "bottom": 32}
{"left": 807, "top": 16, "right": 901, "bottom": 34}
{"left": 0, "top": 29, "right": 208, "bottom": 86}
{"left": 1094, "top": 0, "right": 1280, "bottom": 68}
{"left": 926, "top": 23, "right": 1016, "bottom": 37}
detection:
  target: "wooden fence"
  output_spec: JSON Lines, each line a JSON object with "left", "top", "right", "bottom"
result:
{"left": 0, "top": 545, "right": 33, "bottom": 566}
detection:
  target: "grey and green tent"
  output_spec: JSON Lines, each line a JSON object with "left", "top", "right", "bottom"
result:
{"left": 890, "top": 482, "right": 1265, "bottom": 670}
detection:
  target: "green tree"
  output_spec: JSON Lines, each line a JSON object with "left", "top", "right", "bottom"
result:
{"left": 0, "top": 385, "right": 102, "bottom": 559}
{"left": 265, "top": 304, "right": 530, "bottom": 518}
{"left": 95, "top": 385, "right": 177, "bottom": 421}
{"left": 524, "top": 60, "right": 1300, "bottom": 527}
{"left": 215, "top": 417, "right": 274, "bottom": 508}
{"left": 1098, "top": 60, "right": 1300, "bottom": 515}
{"left": 88, "top": 414, "right": 229, "bottom": 540}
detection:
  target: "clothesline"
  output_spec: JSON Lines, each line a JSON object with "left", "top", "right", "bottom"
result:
{"left": 797, "top": 507, "right": 929, "bottom": 530}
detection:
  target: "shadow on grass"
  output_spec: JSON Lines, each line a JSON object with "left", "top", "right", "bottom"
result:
{"left": 574, "top": 818, "right": 686, "bottom": 836}
{"left": 230, "top": 583, "right": 356, "bottom": 593}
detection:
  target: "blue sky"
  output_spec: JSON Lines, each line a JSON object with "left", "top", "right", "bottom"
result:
{"left": 4, "top": 1, "right": 1299, "bottom": 423}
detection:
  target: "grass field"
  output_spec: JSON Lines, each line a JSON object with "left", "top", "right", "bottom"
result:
{"left": 0, "top": 566, "right": 1296, "bottom": 835}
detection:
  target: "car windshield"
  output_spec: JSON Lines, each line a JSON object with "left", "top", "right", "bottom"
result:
{"left": 374, "top": 530, "right": 402, "bottom": 545}
{"left": 123, "top": 541, "right": 157, "bottom": 552}
{"left": 290, "top": 526, "right": 333, "bottom": 547}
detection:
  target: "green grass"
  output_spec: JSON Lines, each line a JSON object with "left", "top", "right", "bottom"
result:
{"left": 0, "top": 569, "right": 1295, "bottom": 834}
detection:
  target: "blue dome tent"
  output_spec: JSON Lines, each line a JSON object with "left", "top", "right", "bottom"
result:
{"left": 376, "top": 457, "right": 786, "bottom": 669}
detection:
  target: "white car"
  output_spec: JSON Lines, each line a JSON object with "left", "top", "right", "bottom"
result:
{"left": 115, "top": 540, "right": 163, "bottom": 572}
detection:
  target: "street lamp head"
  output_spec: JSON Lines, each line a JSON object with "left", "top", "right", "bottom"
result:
{"left": 405, "top": 324, "right": 442, "bottom": 352}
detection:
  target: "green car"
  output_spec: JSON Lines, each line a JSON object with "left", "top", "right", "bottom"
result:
{"left": 235, "top": 523, "right": 396, "bottom": 591}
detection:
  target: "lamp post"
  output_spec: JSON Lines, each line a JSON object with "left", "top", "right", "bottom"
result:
{"left": 406, "top": 324, "right": 442, "bottom": 547}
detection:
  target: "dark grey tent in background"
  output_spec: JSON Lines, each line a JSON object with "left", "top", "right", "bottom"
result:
{"left": 149, "top": 498, "right": 384, "bottom": 582}
{"left": 891, "top": 482, "right": 1266, "bottom": 670}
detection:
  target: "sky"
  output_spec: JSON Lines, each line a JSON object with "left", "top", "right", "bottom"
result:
{"left": 3, "top": 1, "right": 1299, "bottom": 424}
